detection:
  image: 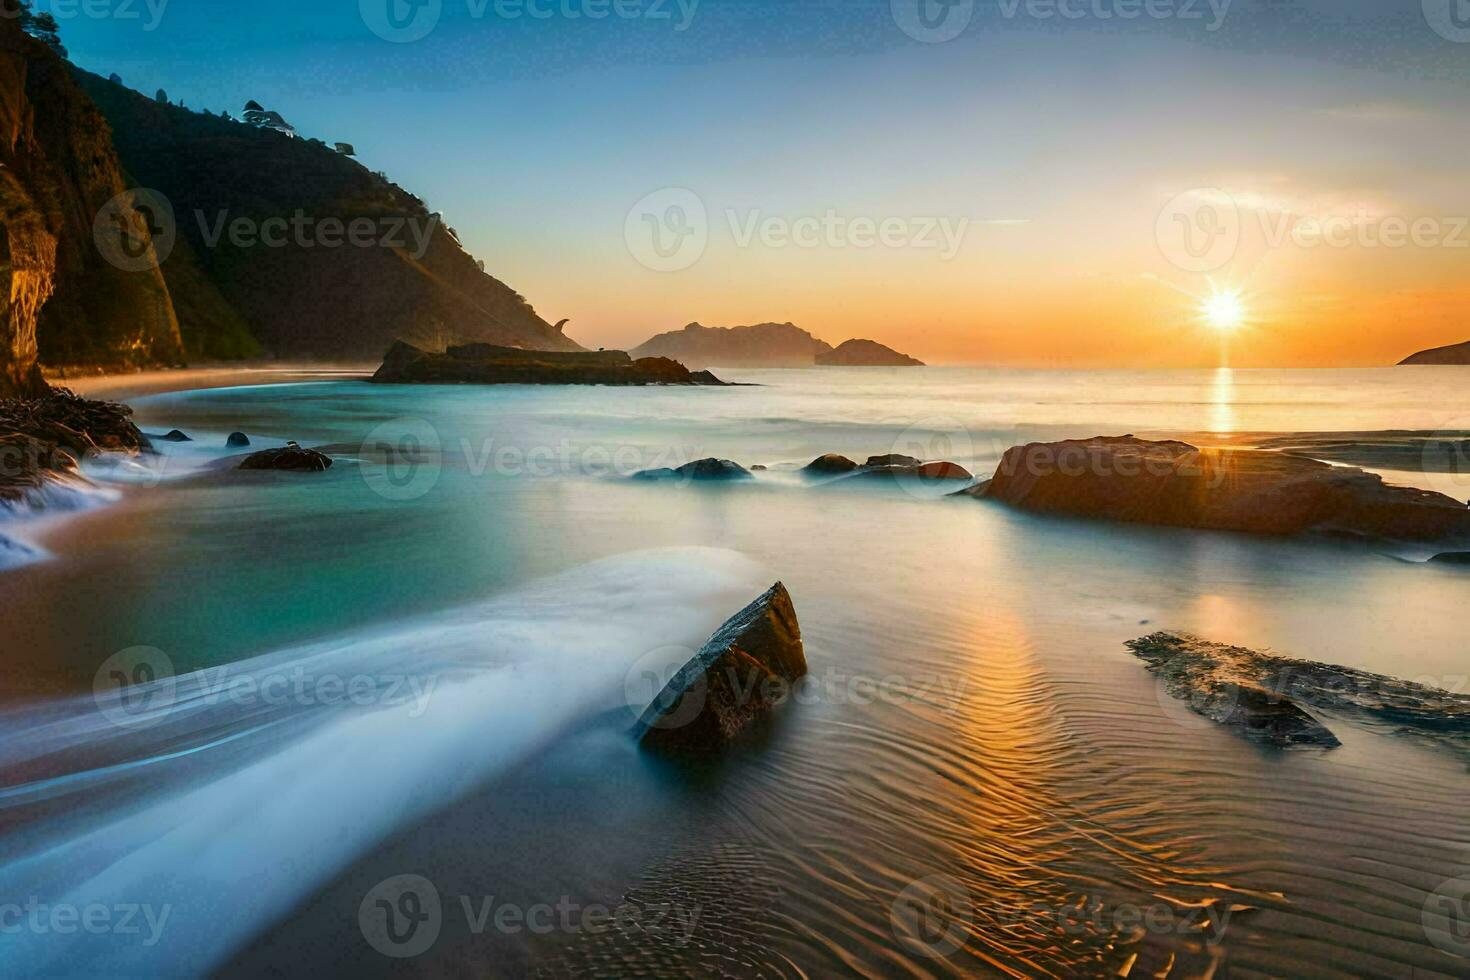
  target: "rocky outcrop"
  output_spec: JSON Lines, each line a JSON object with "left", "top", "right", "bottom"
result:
{"left": 0, "top": 387, "right": 149, "bottom": 505}
{"left": 965, "top": 436, "right": 1470, "bottom": 545}
{"left": 1399, "top": 340, "right": 1470, "bottom": 365}
{"left": 75, "top": 71, "right": 580, "bottom": 361}
{"left": 635, "top": 458, "right": 752, "bottom": 482}
{"left": 238, "top": 443, "right": 332, "bottom": 472}
{"left": 370, "top": 340, "right": 726, "bottom": 386}
{"left": 226, "top": 431, "right": 250, "bottom": 448}
{"left": 0, "top": 11, "right": 183, "bottom": 376}
{"left": 635, "top": 583, "right": 807, "bottom": 753}
{"left": 1128, "top": 632, "right": 1470, "bottom": 760}
{"left": 815, "top": 339, "right": 924, "bottom": 367}
{"left": 631, "top": 322, "right": 834, "bottom": 368}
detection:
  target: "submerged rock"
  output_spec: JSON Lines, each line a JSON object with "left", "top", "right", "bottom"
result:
{"left": 635, "top": 582, "right": 807, "bottom": 753}
{"left": 1128, "top": 631, "right": 1470, "bottom": 760}
{"left": 238, "top": 443, "right": 332, "bottom": 472}
{"left": 370, "top": 340, "right": 728, "bottom": 386}
{"left": 965, "top": 436, "right": 1470, "bottom": 545}
{"left": 226, "top": 431, "right": 251, "bottom": 448}
{"left": 161, "top": 429, "right": 192, "bottom": 442}
{"left": 635, "top": 458, "right": 752, "bottom": 481}
{"left": 803, "top": 453, "right": 859, "bottom": 475}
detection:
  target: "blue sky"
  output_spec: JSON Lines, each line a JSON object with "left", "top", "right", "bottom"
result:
{"left": 44, "top": 0, "right": 1470, "bottom": 364}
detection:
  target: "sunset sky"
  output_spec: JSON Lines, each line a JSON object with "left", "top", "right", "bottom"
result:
{"left": 55, "top": 0, "right": 1470, "bottom": 366}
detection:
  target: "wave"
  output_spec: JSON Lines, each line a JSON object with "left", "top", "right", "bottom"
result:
{"left": 0, "top": 546, "right": 764, "bottom": 977}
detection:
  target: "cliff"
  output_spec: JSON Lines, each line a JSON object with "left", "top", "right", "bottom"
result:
{"left": 630, "top": 322, "right": 833, "bottom": 368}
{"left": 1, "top": 10, "right": 181, "bottom": 391}
{"left": 74, "top": 71, "right": 582, "bottom": 360}
{"left": 1399, "top": 340, "right": 1470, "bottom": 365}
{"left": 815, "top": 338, "right": 924, "bottom": 366}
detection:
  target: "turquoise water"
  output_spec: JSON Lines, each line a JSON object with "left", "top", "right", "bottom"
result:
{"left": 2, "top": 367, "right": 1469, "bottom": 977}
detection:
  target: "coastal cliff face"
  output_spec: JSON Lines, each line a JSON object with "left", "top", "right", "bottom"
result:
{"left": 631, "top": 322, "right": 835, "bottom": 368}
{"left": 0, "top": 16, "right": 59, "bottom": 396}
{"left": 0, "top": 12, "right": 183, "bottom": 379}
{"left": 75, "top": 72, "right": 582, "bottom": 360}
{"left": 1399, "top": 340, "right": 1470, "bottom": 365}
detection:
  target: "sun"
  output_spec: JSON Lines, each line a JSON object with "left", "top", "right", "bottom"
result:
{"left": 1201, "top": 288, "right": 1247, "bottom": 331}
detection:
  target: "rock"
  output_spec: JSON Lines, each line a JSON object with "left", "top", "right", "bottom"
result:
{"left": 635, "top": 583, "right": 807, "bottom": 753}
{"left": 802, "top": 453, "right": 859, "bottom": 475}
{"left": 161, "top": 429, "right": 192, "bottom": 442}
{"left": 370, "top": 341, "right": 728, "bottom": 386}
{"left": 750, "top": 464, "right": 768, "bottom": 471}
{"left": 815, "top": 339, "right": 924, "bottom": 367}
{"left": 1127, "top": 632, "right": 1470, "bottom": 761}
{"left": 1430, "top": 552, "right": 1470, "bottom": 566}
{"left": 0, "top": 533, "right": 41, "bottom": 570}
{"left": 0, "top": 389, "right": 148, "bottom": 505}
{"left": 965, "top": 436, "right": 1470, "bottom": 545}
{"left": 238, "top": 443, "right": 332, "bottom": 472}
{"left": 636, "top": 458, "right": 752, "bottom": 482}
{"left": 226, "top": 431, "right": 251, "bottom": 447}
{"left": 915, "top": 461, "right": 972, "bottom": 480}
{"left": 1399, "top": 340, "right": 1470, "bottom": 365}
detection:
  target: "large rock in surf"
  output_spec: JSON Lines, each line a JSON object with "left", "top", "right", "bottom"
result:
{"left": 965, "top": 436, "right": 1470, "bottom": 545}
{"left": 238, "top": 444, "right": 332, "bottom": 472}
{"left": 636, "top": 583, "right": 807, "bottom": 753}
{"left": 634, "top": 458, "right": 752, "bottom": 481}
{"left": 370, "top": 340, "right": 727, "bottom": 386}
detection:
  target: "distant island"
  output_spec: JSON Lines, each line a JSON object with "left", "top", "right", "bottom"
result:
{"left": 1399, "top": 340, "right": 1470, "bottom": 365}
{"left": 629, "top": 322, "right": 922, "bottom": 368}
{"left": 816, "top": 339, "right": 924, "bottom": 367}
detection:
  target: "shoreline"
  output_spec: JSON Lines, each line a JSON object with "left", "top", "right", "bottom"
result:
{"left": 51, "top": 364, "right": 373, "bottom": 403}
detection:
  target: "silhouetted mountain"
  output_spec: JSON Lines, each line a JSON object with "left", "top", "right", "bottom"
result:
{"left": 630, "top": 322, "right": 833, "bottom": 368}
{"left": 1400, "top": 340, "right": 1470, "bottom": 365}
{"left": 74, "top": 70, "right": 581, "bottom": 360}
{"left": 815, "top": 339, "right": 923, "bottom": 366}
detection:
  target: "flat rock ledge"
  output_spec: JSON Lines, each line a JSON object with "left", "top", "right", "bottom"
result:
{"left": 370, "top": 340, "right": 728, "bottom": 386}
{"left": 635, "top": 582, "right": 807, "bottom": 754}
{"left": 964, "top": 435, "right": 1470, "bottom": 545}
{"left": 1128, "top": 631, "right": 1470, "bottom": 759}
